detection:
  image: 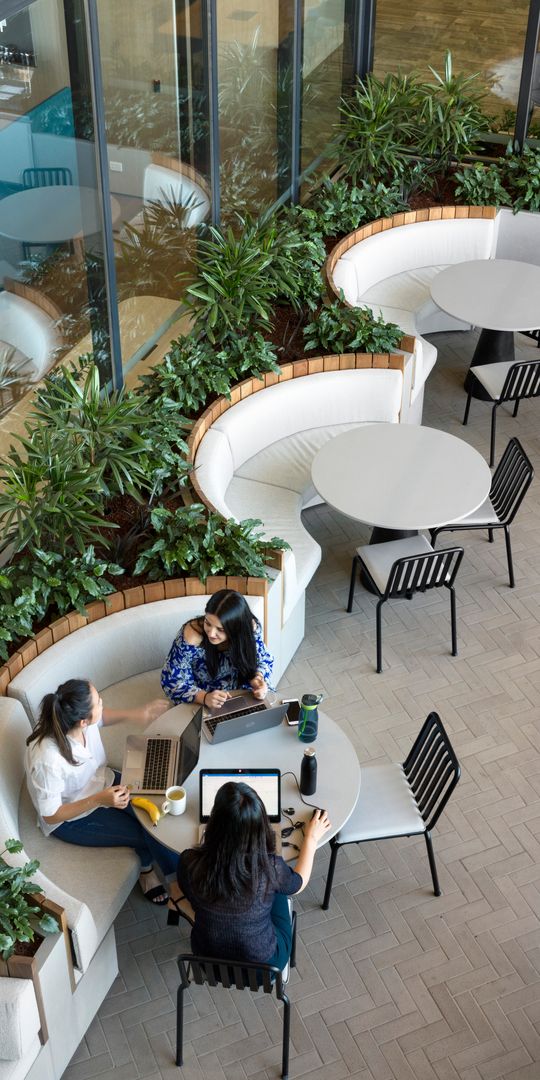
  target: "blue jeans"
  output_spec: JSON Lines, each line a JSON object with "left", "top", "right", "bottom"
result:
{"left": 266, "top": 893, "right": 293, "bottom": 969}
{"left": 53, "top": 782, "right": 178, "bottom": 878}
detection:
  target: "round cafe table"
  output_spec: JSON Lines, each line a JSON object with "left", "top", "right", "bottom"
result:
{"left": 0, "top": 185, "right": 121, "bottom": 245}
{"left": 311, "top": 423, "right": 491, "bottom": 543}
{"left": 431, "top": 259, "right": 540, "bottom": 399}
{"left": 132, "top": 704, "right": 361, "bottom": 864}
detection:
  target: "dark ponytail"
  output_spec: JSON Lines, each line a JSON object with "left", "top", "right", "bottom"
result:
{"left": 26, "top": 679, "right": 94, "bottom": 765}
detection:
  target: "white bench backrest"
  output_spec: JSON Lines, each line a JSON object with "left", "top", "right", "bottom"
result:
{"left": 7, "top": 595, "right": 264, "bottom": 723}
{"left": 0, "top": 291, "right": 58, "bottom": 377}
{"left": 193, "top": 368, "right": 404, "bottom": 515}
{"left": 143, "top": 163, "right": 210, "bottom": 226}
{"left": 494, "top": 207, "right": 540, "bottom": 265}
{"left": 335, "top": 218, "right": 496, "bottom": 303}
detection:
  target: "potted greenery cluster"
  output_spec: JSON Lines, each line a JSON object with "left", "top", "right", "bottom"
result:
{"left": 0, "top": 839, "right": 59, "bottom": 965}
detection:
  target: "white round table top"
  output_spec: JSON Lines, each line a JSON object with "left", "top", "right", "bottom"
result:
{"left": 311, "top": 423, "right": 492, "bottom": 531}
{"left": 430, "top": 259, "right": 540, "bottom": 331}
{"left": 0, "top": 185, "right": 121, "bottom": 243}
{"left": 133, "top": 705, "right": 361, "bottom": 862}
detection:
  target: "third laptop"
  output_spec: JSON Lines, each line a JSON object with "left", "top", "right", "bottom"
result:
{"left": 203, "top": 694, "right": 288, "bottom": 744}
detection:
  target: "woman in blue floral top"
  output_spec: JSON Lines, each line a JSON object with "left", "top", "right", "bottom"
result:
{"left": 161, "top": 589, "right": 274, "bottom": 708}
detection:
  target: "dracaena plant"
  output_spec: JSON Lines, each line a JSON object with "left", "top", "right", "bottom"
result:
{"left": 338, "top": 71, "right": 422, "bottom": 185}
{"left": 416, "top": 51, "right": 488, "bottom": 175}
{"left": 304, "top": 300, "right": 404, "bottom": 355}
{"left": 0, "top": 839, "right": 59, "bottom": 961}
{"left": 134, "top": 504, "right": 289, "bottom": 582}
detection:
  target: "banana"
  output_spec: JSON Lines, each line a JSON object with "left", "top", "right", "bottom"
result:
{"left": 131, "top": 797, "right": 161, "bottom": 826}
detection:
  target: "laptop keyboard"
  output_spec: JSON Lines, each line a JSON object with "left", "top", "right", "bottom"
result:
{"left": 142, "top": 739, "right": 172, "bottom": 790}
{"left": 205, "top": 703, "right": 267, "bottom": 735}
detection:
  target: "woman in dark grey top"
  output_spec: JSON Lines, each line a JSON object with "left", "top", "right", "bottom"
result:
{"left": 169, "top": 782, "right": 331, "bottom": 968}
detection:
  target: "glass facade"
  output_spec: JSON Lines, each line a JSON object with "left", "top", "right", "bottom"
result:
{"left": 1, "top": 0, "right": 540, "bottom": 434}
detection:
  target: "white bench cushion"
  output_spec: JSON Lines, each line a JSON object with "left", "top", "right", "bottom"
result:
{"left": 143, "top": 163, "right": 210, "bottom": 227}
{"left": 337, "top": 761, "right": 424, "bottom": 843}
{"left": 236, "top": 423, "right": 370, "bottom": 500}
{"left": 0, "top": 978, "right": 40, "bottom": 1063}
{"left": 357, "top": 534, "right": 433, "bottom": 594}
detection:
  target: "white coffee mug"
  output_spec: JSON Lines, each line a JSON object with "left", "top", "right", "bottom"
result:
{"left": 161, "top": 786, "right": 187, "bottom": 816}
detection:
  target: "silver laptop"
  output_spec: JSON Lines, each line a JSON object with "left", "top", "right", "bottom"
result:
{"left": 198, "top": 767, "right": 282, "bottom": 853}
{"left": 121, "top": 707, "right": 203, "bottom": 795}
{"left": 203, "top": 694, "right": 288, "bottom": 744}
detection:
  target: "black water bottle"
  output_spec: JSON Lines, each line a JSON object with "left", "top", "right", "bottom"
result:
{"left": 300, "top": 746, "right": 317, "bottom": 796}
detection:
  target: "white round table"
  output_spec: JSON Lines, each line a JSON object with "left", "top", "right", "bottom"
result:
{"left": 0, "top": 185, "right": 121, "bottom": 244}
{"left": 431, "top": 259, "right": 540, "bottom": 399}
{"left": 132, "top": 705, "right": 361, "bottom": 863}
{"left": 311, "top": 423, "right": 492, "bottom": 537}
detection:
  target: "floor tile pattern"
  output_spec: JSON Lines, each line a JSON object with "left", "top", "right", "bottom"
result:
{"left": 63, "top": 330, "right": 540, "bottom": 1080}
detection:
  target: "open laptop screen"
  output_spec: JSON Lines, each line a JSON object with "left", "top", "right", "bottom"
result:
{"left": 199, "top": 768, "right": 281, "bottom": 822}
{"left": 176, "top": 706, "right": 203, "bottom": 785}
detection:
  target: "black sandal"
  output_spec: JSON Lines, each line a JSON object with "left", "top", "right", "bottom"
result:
{"left": 167, "top": 893, "right": 195, "bottom": 926}
{"left": 140, "top": 869, "right": 168, "bottom": 906}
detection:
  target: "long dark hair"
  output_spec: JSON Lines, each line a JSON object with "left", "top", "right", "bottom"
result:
{"left": 26, "top": 678, "right": 93, "bottom": 766}
{"left": 188, "top": 782, "right": 277, "bottom": 903}
{"left": 198, "top": 589, "right": 259, "bottom": 681}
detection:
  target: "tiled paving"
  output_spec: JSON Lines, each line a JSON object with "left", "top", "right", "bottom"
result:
{"left": 63, "top": 329, "right": 540, "bottom": 1080}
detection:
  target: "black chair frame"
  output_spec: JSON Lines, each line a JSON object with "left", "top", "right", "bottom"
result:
{"left": 463, "top": 359, "right": 540, "bottom": 466}
{"left": 349, "top": 546, "right": 464, "bottom": 673}
{"left": 176, "top": 913, "right": 296, "bottom": 1079}
{"left": 431, "top": 437, "right": 534, "bottom": 588}
{"left": 322, "top": 712, "right": 460, "bottom": 909}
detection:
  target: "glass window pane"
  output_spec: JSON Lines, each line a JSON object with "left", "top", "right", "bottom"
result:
{"left": 0, "top": 0, "right": 112, "bottom": 429}
{"left": 301, "top": 0, "right": 350, "bottom": 174}
{"left": 96, "top": 0, "right": 211, "bottom": 374}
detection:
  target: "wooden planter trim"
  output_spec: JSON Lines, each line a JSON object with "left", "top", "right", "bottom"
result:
{"left": 0, "top": 895, "right": 68, "bottom": 1043}
{"left": 0, "top": 576, "right": 268, "bottom": 695}
{"left": 323, "top": 204, "right": 498, "bottom": 300}
{"left": 187, "top": 351, "right": 412, "bottom": 509}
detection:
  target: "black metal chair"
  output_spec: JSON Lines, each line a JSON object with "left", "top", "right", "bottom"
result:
{"left": 463, "top": 358, "right": 540, "bottom": 466}
{"left": 22, "top": 167, "right": 73, "bottom": 189}
{"left": 176, "top": 909, "right": 296, "bottom": 1078}
{"left": 322, "top": 712, "right": 460, "bottom": 909}
{"left": 348, "top": 535, "right": 464, "bottom": 673}
{"left": 430, "top": 437, "right": 534, "bottom": 588}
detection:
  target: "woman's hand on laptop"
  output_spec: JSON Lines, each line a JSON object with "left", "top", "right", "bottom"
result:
{"left": 204, "top": 689, "right": 231, "bottom": 709}
{"left": 250, "top": 673, "right": 268, "bottom": 700}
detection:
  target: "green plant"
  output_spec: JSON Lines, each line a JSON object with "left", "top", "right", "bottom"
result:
{"left": 29, "top": 361, "right": 153, "bottom": 499}
{"left": 454, "top": 162, "right": 512, "bottom": 206}
{"left": 310, "top": 177, "right": 408, "bottom": 237}
{"left": 183, "top": 221, "right": 281, "bottom": 342}
{"left": 0, "top": 839, "right": 59, "bottom": 961}
{"left": 504, "top": 144, "right": 540, "bottom": 212}
{"left": 417, "top": 51, "right": 488, "bottom": 174}
{"left": 304, "top": 300, "right": 404, "bottom": 355}
{"left": 338, "top": 71, "right": 422, "bottom": 184}
{"left": 134, "top": 505, "right": 289, "bottom": 581}
{"left": 0, "top": 585, "right": 43, "bottom": 662}
{"left": 14, "top": 547, "right": 124, "bottom": 616}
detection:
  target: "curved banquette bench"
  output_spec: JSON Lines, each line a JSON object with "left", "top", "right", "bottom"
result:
{"left": 188, "top": 353, "right": 415, "bottom": 671}
{"left": 0, "top": 580, "right": 268, "bottom": 1079}
{"left": 325, "top": 206, "right": 540, "bottom": 412}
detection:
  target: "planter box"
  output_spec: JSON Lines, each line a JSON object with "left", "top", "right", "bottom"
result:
{"left": 0, "top": 895, "right": 70, "bottom": 1045}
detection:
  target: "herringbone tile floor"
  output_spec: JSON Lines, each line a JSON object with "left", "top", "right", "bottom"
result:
{"left": 63, "top": 331, "right": 540, "bottom": 1080}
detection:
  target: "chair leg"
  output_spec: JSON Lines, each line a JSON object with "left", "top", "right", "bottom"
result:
{"left": 176, "top": 984, "right": 185, "bottom": 1066}
{"left": 281, "top": 992, "right": 291, "bottom": 1080}
{"left": 449, "top": 586, "right": 457, "bottom": 656}
{"left": 463, "top": 392, "right": 472, "bottom": 425}
{"left": 376, "top": 599, "right": 385, "bottom": 673}
{"left": 290, "top": 912, "right": 297, "bottom": 968}
{"left": 513, "top": 398, "right": 520, "bottom": 418}
{"left": 424, "top": 831, "right": 441, "bottom": 897}
{"left": 488, "top": 528, "right": 494, "bottom": 543}
{"left": 347, "top": 556, "right": 359, "bottom": 612}
{"left": 490, "top": 405, "right": 498, "bottom": 467}
{"left": 504, "top": 525, "right": 515, "bottom": 588}
{"left": 322, "top": 838, "right": 340, "bottom": 910}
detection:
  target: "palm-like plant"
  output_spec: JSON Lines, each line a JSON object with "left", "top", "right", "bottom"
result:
{"left": 338, "top": 71, "right": 422, "bottom": 184}
{"left": 417, "top": 51, "right": 488, "bottom": 174}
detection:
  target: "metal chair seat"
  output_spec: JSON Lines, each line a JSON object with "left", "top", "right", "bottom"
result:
{"left": 322, "top": 712, "right": 460, "bottom": 909}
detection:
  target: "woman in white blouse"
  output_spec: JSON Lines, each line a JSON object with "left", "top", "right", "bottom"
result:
{"left": 25, "top": 678, "right": 176, "bottom": 905}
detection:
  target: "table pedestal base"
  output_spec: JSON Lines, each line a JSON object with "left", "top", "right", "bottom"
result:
{"left": 360, "top": 527, "right": 418, "bottom": 593}
{"left": 465, "top": 329, "right": 515, "bottom": 400}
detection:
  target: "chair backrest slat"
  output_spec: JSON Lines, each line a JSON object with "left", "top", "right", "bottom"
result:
{"left": 177, "top": 953, "right": 283, "bottom": 998}
{"left": 385, "top": 548, "right": 463, "bottom": 600}
{"left": 490, "top": 438, "right": 534, "bottom": 523}
{"left": 22, "top": 166, "right": 73, "bottom": 189}
{"left": 500, "top": 360, "right": 540, "bottom": 404}
{"left": 403, "top": 713, "right": 460, "bottom": 831}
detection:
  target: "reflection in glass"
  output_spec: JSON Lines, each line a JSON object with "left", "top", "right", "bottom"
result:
{"left": 0, "top": 0, "right": 112, "bottom": 426}
{"left": 301, "top": 0, "right": 349, "bottom": 173}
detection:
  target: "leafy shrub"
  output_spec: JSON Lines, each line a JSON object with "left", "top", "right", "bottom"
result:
{"left": 504, "top": 144, "right": 540, "bottom": 212}
{"left": 416, "top": 52, "right": 488, "bottom": 173}
{"left": 0, "top": 839, "right": 59, "bottom": 961}
{"left": 454, "top": 163, "right": 512, "bottom": 206}
{"left": 339, "top": 71, "right": 421, "bottom": 185}
{"left": 311, "top": 177, "right": 408, "bottom": 237}
{"left": 134, "top": 504, "right": 289, "bottom": 581}
{"left": 304, "top": 301, "right": 404, "bottom": 355}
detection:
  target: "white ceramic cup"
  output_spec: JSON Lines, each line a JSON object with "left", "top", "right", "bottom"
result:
{"left": 161, "top": 786, "right": 187, "bottom": 816}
